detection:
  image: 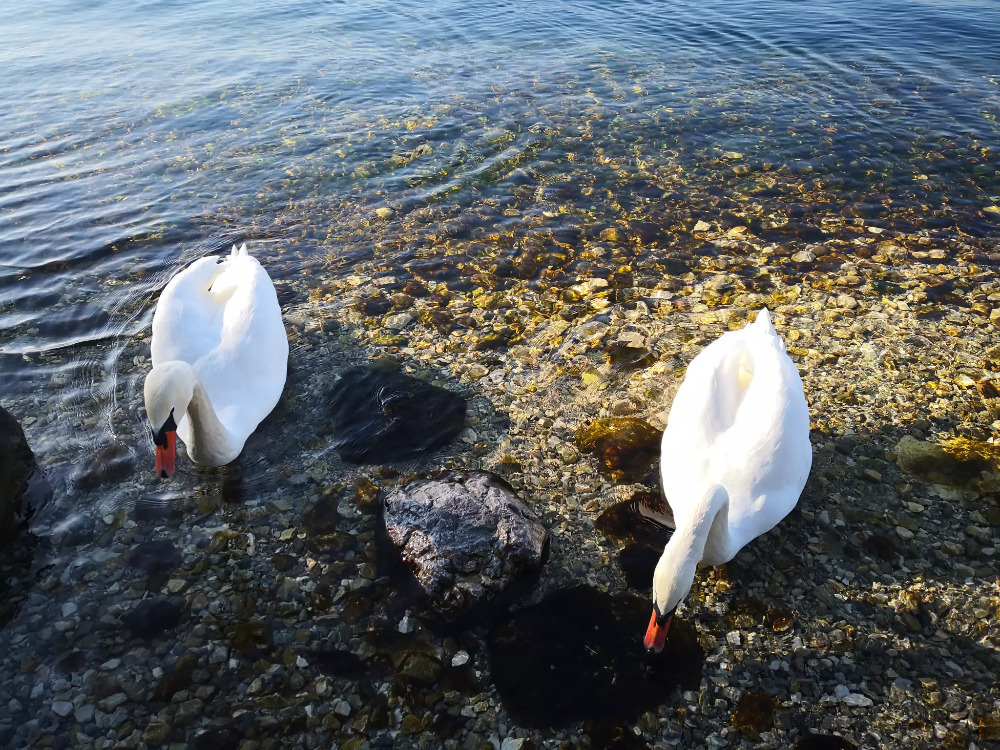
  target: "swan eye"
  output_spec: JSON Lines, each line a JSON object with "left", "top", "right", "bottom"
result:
{"left": 153, "top": 409, "right": 177, "bottom": 447}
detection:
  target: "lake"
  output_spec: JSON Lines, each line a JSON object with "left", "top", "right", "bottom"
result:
{"left": 1, "top": 0, "right": 999, "bottom": 747}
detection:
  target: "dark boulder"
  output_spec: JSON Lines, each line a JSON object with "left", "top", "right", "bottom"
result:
{"left": 328, "top": 367, "right": 466, "bottom": 464}
{"left": 382, "top": 471, "right": 548, "bottom": 620}
{"left": 1, "top": 407, "right": 50, "bottom": 534}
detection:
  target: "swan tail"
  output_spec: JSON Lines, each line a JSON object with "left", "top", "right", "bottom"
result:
{"left": 229, "top": 243, "right": 251, "bottom": 259}
{"left": 753, "top": 308, "right": 774, "bottom": 332}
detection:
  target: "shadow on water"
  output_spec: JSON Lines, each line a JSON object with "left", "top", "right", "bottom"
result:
{"left": 485, "top": 585, "right": 704, "bottom": 728}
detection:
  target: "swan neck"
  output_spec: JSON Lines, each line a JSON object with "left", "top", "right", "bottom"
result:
{"left": 672, "top": 486, "right": 731, "bottom": 568}
{"left": 185, "top": 376, "right": 240, "bottom": 465}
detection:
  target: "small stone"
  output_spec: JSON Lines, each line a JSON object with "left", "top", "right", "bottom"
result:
{"left": 834, "top": 685, "right": 850, "bottom": 699}
{"left": 694, "top": 220, "right": 712, "bottom": 232}
{"left": 166, "top": 579, "right": 187, "bottom": 594}
{"left": 333, "top": 699, "right": 352, "bottom": 718}
{"left": 99, "top": 693, "right": 128, "bottom": 712}
{"left": 895, "top": 526, "right": 914, "bottom": 540}
{"left": 143, "top": 722, "right": 171, "bottom": 745}
{"left": 726, "top": 631, "right": 742, "bottom": 646}
{"left": 844, "top": 693, "right": 873, "bottom": 707}
{"left": 51, "top": 701, "right": 74, "bottom": 717}
{"left": 451, "top": 651, "right": 470, "bottom": 667}
{"left": 400, "top": 714, "right": 424, "bottom": 733}
{"left": 375, "top": 207, "right": 393, "bottom": 219}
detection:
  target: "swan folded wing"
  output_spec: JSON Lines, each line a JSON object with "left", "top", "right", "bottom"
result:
{"left": 192, "top": 257, "right": 288, "bottom": 442}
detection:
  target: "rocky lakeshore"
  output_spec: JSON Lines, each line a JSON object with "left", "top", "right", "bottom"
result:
{"left": 2, "top": 207, "right": 1000, "bottom": 750}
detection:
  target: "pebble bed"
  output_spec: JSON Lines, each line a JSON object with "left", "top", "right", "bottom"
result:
{"left": 3, "top": 210, "right": 1000, "bottom": 750}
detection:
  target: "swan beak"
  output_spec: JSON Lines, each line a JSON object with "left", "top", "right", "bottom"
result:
{"left": 155, "top": 430, "right": 176, "bottom": 479}
{"left": 644, "top": 609, "right": 672, "bottom": 653}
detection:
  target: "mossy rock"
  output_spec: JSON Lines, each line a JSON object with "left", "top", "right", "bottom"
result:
{"left": 575, "top": 418, "right": 662, "bottom": 481}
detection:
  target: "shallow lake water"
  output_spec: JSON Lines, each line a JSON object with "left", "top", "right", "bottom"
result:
{"left": 2, "top": 0, "right": 1000, "bottom": 748}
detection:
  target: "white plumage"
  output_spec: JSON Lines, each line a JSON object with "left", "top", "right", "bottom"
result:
{"left": 144, "top": 244, "right": 288, "bottom": 474}
{"left": 645, "top": 309, "right": 812, "bottom": 651}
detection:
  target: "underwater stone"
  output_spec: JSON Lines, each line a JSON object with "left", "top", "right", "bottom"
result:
{"left": 732, "top": 692, "right": 782, "bottom": 740}
{"left": 894, "top": 435, "right": 990, "bottom": 487}
{"left": 328, "top": 367, "right": 466, "bottom": 464}
{"left": 72, "top": 442, "right": 135, "bottom": 490}
{"left": 125, "top": 539, "right": 182, "bottom": 576}
{"left": 129, "top": 597, "right": 184, "bottom": 639}
{"left": 0, "top": 406, "right": 49, "bottom": 534}
{"left": 383, "top": 471, "right": 548, "bottom": 620}
{"left": 576, "top": 418, "right": 662, "bottom": 481}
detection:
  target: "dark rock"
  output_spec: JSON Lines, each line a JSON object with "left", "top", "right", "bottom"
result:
{"left": 129, "top": 597, "right": 183, "bottom": 639}
{"left": 604, "top": 342, "right": 656, "bottom": 371}
{"left": 486, "top": 585, "right": 703, "bottom": 727}
{"left": 382, "top": 471, "right": 548, "bottom": 620}
{"left": 328, "top": 367, "right": 466, "bottom": 464}
{"left": 732, "top": 693, "right": 781, "bottom": 740}
{"left": 894, "top": 435, "right": 993, "bottom": 488}
{"left": 73, "top": 442, "right": 135, "bottom": 490}
{"left": 154, "top": 652, "right": 198, "bottom": 700}
{"left": 125, "top": 540, "right": 182, "bottom": 576}
{"left": 0, "top": 406, "right": 50, "bottom": 534}
{"left": 575, "top": 418, "right": 662, "bottom": 481}
{"left": 596, "top": 489, "right": 673, "bottom": 548}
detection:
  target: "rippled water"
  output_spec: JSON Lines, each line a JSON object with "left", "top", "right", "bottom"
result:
{"left": 2, "top": 0, "right": 999, "bottom": 522}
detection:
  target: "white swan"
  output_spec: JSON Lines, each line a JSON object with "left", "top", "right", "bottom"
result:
{"left": 644, "top": 309, "right": 811, "bottom": 652}
{"left": 143, "top": 244, "right": 288, "bottom": 478}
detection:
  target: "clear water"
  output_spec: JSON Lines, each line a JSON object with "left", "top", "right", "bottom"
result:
{"left": 3, "top": 0, "right": 999, "bottom": 520}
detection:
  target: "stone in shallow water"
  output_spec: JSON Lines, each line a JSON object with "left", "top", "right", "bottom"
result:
{"left": 129, "top": 597, "right": 183, "bottom": 639}
{"left": 382, "top": 471, "right": 548, "bottom": 621}
{"left": 732, "top": 692, "right": 782, "bottom": 740}
{"left": 328, "top": 367, "right": 466, "bottom": 464}
{"left": 125, "top": 540, "right": 182, "bottom": 576}
{"left": 576, "top": 418, "right": 662, "bottom": 481}
{"left": 0, "top": 406, "right": 50, "bottom": 534}
{"left": 894, "top": 435, "right": 992, "bottom": 488}
{"left": 72, "top": 441, "right": 135, "bottom": 490}
{"left": 486, "top": 585, "right": 703, "bottom": 727}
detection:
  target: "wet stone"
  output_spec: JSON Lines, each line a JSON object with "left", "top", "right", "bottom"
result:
{"left": 383, "top": 471, "right": 549, "bottom": 620}
{"left": 129, "top": 598, "right": 183, "bottom": 639}
{"left": 576, "top": 418, "right": 662, "bottom": 481}
{"left": 396, "top": 653, "right": 443, "bottom": 686}
{"left": 894, "top": 435, "right": 991, "bottom": 488}
{"left": 732, "top": 693, "right": 781, "bottom": 740}
{"left": 486, "top": 585, "right": 703, "bottom": 727}
{"left": 125, "top": 540, "right": 182, "bottom": 576}
{"left": 328, "top": 366, "right": 467, "bottom": 464}
{"left": 72, "top": 442, "right": 135, "bottom": 490}
{"left": 154, "top": 653, "right": 198, "bottom": 700}
{"left": 604, "top": 342, "right": 656, "bottom": 371}
{"left": 0, "top": 406, "right": 49, "bottom": 534}
{"left": 596, "top": 489, "right": 673, "bottom": 548}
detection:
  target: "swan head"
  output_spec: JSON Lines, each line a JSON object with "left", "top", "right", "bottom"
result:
{"left": 645, "top": 548, "right": 696, "bottom": 654}
{"left": 143, "top": 361, "right": 194, "bottom": 479}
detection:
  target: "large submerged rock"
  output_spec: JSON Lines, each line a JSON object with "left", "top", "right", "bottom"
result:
{"left": 328, "top": 366, "right": 466, "bottom": 464}
{"left": 383, "top": 471, "right": 548, "bottom": 620}
{"left": 1, "top": 407, "right": 49, "bottom": 534}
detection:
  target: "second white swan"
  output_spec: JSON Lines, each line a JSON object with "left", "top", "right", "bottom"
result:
{"left": 644, "top": 309, "right": 812, "bottom": 652}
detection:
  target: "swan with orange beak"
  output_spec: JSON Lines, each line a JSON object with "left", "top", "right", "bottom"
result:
{"left": 644, "top": 309, "right": 812, "bottom": 653}
{"left": 143, "top": 244, "right": 288, "bottom": 478}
